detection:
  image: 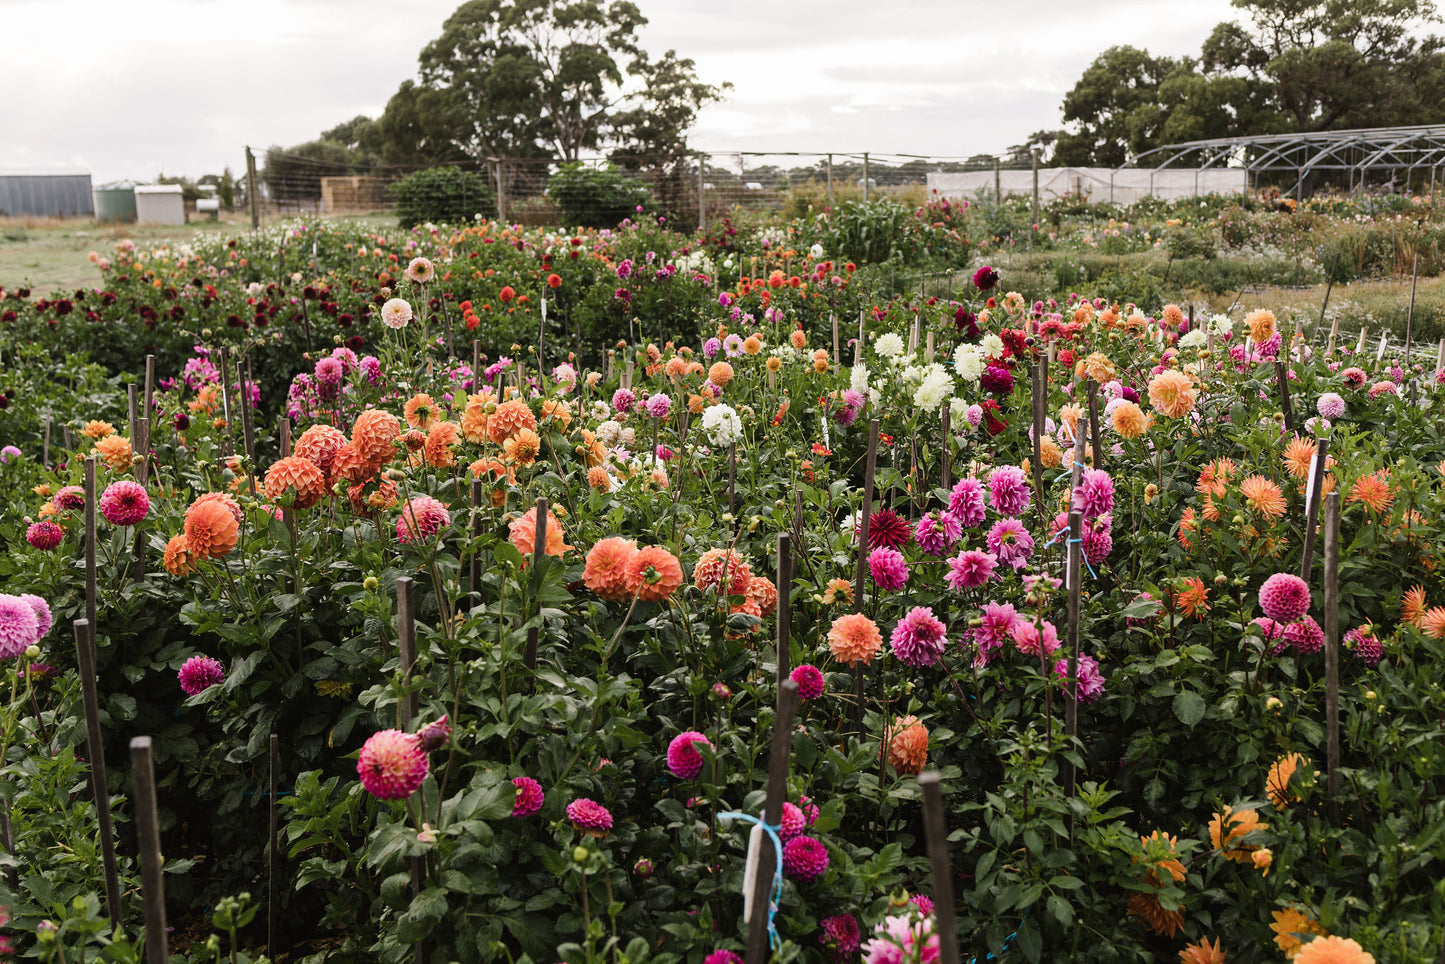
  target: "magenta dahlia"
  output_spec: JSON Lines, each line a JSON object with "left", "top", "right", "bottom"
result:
{"left": 1076, "top": 468, "right": 1115, "bottom": 519}
{"left": 947, "top": 477, "right": 987, "bottom": 526}
{"left": 1345, "top": 626, "right": 1382, "bottom": 667}
{"left": 781, "top": 835, "right": 829, "bottom": 881}
{"left": 868, "top": 547, "right": 909, "bottom": 590}
{"left": 779, "top": 801, "right": 805, "bottom": 841}
{"left": 1284, "top": 616, "right": 1325, "bottom": 654}
{"left": 819, "top": 913, "right": 862, "bottom": 962}
{"left": 866, "top": 508, "right": 913, "bottom": 550}
{"left": 1259, "top": 573, "right": 1311, "bottom": 623}
{"left": 971, "top": 601, "right": 1021, "bottom": 667}
{"left": 912, "top": 511, "right": 961, "bottom": 556}
{"left": 790, "top": 664, "right": 825, "bottom": 700}
{"left": 1053, "top": 654, "right": 1105, "bottom": 703}
{"left": 512, "top": 776, "right": 544, "bottom": 817}
{"left": 99, "top": 480, "right": 150, "bottom": 526}
{"left": 986, "top": 517, "right": 1035, "bottom": 570}
{"left": 0, "top": 594, "right": 41, "bottom": 659}
{"left": 415, "top": 715, "right": 452, "bottom": 752}
{"left": 357, "top": 729, "right": 429, "bottom": 800}
{"left": 26, "top": 521, "right": 63, "bottom": 550}
{"left": 566, "top": 798, "right": 613, "bottom": 837}
{"left": 52, "top": 485, "right": 85, "bottom": 511}
{"left": 945, "top": 548, "right": 997, "bottom": 589}
{"left": 397, "top": 495, "right": 451, "bottom": 544}
{"left": 890, "top": 606, "right": 947, "bottom": 668}
{"left": 666, "top": 731, "right": 713, "bottom": 780}
{"left": 19, "top": 594, "right": 51, "bottom": 639}
{"left": 178, "top": 655, "right": 225, "bottom": 695}
{"left": 703, "top": 952, "right": 743, "bottom": 964}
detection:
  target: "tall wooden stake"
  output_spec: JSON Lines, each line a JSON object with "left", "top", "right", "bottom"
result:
{"left": 852, "top": 420, "right": 880, "bottom": 732}
{"left": 396, "top": 576, "right": 417, "bottom": 726}
{"left": 1063, "top": 509, "right": 1083, "bottom": 826}
{"left": 940, "top": 404, "right": 952, "bottom": 493}
{"left": 919, "top": 772, "right": 961, "bottom": 964}
{"left": 84, "top": 457, "right": 97, "bottom": 631}
{"left": 279, "top": 417, "right": 291, "bottom": 458}
{"left": 144, "top": 354, "right": 155, "bottom": 422}
{"left": 1275, "top": 361, "right": 1295, "bottom": 433}
{"left": 74, "top": 619, "right": 124, "bottom": 930}
{"left": 1031, "top": 365, "right": 1045, "bottom": 521}
{"left": 268, "top": 733, "right": 281, "bottom": 958}
{"left": 775, "top": 533, "right": 792, "bottom": 708}
{"left": 1405, "top": 252, "right": 1420, "bottom": 363}
{"left": 469, "top": 477, "right": 484, "bottom": 599}
{"left": 1086, "top": 379, "right": 1104, "bottom": 473}
{"left": 1316, "top": 254, "right": 1339, "bottom": 342}
{"left": 127, "top": 383, "right": 138, "bottom": 443}
{"left": 1299, "top": 438, "right": 1331, "bottom": 579}
{"left": 744, "top": 680, "right": 800, "bottom": 964}
{"left": 1323, "top": 491, "right": 1341, "bottom": 823}
{"left": 129, "top": 736, "right": 168, "bottom": 964}
{"left": 831, "top": 313, "right": 840, "bottom": 368}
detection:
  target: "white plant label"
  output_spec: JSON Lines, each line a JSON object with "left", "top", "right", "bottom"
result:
{"left": 741, "top": 822, "right": 763, "bottom": 922}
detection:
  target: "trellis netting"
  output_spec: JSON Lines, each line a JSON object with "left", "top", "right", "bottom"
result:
{"left": 927, "top": 167, "right": 1248, "bottom": 204}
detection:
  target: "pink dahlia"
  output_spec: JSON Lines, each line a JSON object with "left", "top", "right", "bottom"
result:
{"left": 99, "top": 480, "right": 150, "bottom": 527}
{"left": 910, "top": 894, "right": 935, "bottom": 915}
{"left": 1012, "top": 617, "right": 1060, "bottom": 657}
{"left": 945, "top": 548, "right": 997, "bottom": 590}
{"left": 1284, "top": 616, "right": 1325, "bottom": 654}
{"left": 178, "top": 655, "right": 225, "bottom": 695}
{"left": 790, "top": 664, "right": 825, "bottom": 700}
{"left": 703, "top": 952, "right": 743, "bottom": 964}
{"left": 0, "top": 594, "right": 41, "bottom": 659}
{"left": 986, "top": 517, "right": 1035, "bottom": 570}
{"left": 866, "top": 508, "right": 913, "bottom": 551}
{"left": 566, "top": 798, "right": 614, "bottom": 837}
{"left": 612, "top": 388, "right": 637, "bottom": 414}
{"left": 19, "top": 594, "right": 51, "bottom": 639}
{"left": 819, "top": 913, "right": 862, "bottom": 963}
{"left": 779, "top": 801, "right": 806, "bottom": 841}
{"left": 52, "top": 485, "right": 85, "bottom": 511}
{"left": 868, "top": 547, "right": 909, "bottom": 591}
{"left": 913, "top": 511, "right": 961, "bottom": 556}
{"left": 1053, "top": 654, "right": 1105, "bottom": 703}
{"left": 1345, "top": 626, "right": 1382, "bottom": 667}
{"left": 947, "top": 477, "right": 987, "bottom": 526}
{"left": 415, "top": 715, "right": 452, "bottom": 752}
{"left": 890, "top": 607, "right": 948, "bottom": 668}
{"left": 1076, "top": 468, "right": 1114, "bottom": 519}
{"left": 26, "top": 521, "right": 64, "bottom": 550}
{"left": 987, "top": 465, "right": 1030, "bottom": 517}
{"left": 781, "top": 835, "right": 829, "bottom": 881}
{"left": 396, "top": 495, "right": 451, "bottom": 544}
{"left": 1259, "top": 573, "right": 1311, "bottom": 623}
{"left": 972, "top": 602, "right": 1021, "bottom": 667}
{"left": 1317, "top": 392, "right": 1345, "bottom": 419}
{"left": 356, "top": 729, "right": 428, "bottom": 800}
{"left": 1082, "top": 525, "right": 1112, "bottom": 567}
{"left": 666, "top": 731, "right": 713, "bottom": 780}
{"left": 512, "top": 776, "right": 544, "bottom": 817}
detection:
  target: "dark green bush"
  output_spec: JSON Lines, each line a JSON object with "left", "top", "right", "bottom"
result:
{"left": 547, "top": 163, "right": 653, "bottom": 229}
{"left": 390, "top": 166, "right": 495, "bottom": 228}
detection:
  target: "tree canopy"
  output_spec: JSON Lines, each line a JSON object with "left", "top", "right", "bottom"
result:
{"left": 1052, "top": 0, "right": 1445, "bottom": 165}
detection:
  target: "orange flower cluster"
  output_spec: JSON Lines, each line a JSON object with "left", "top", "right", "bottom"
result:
{"left": 886, "top": 715, "right": 928, "bottom": 774}
{"left": 1127, "top": 831, "right": 1187, "bottom": 937}
{"left": 583, "top": 537, "right": 684, "bottom": 603}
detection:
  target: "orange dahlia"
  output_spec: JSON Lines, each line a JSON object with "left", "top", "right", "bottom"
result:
{"left": 1179, "top": 937, "right": 1227, "bottom": 964}
{"left": 745, "top": 575, "right": 779, "bottom": 617}
{"left": 264, "top": 456, "right": 328, "bottom": 510}
{"left": 1271, "top": 907, "right": 1326, "bottom": 959}
{"left": 1267, "top": 753, "right": 1307, "bottom": 809}
{"left": 1111, "top": 401, "right": 1147, "bottom": 438}
{"left": 886, "top": 715, "right": 928, "bottom": 775}
{"left": 461, "top": 397, "right": 491, "bottom": 444}
{"left": 403, "top": 393, "right": 439, "bottom": 431}
{"left": 1245, "top": 308, "right": 1276, "bottom": 343}
{"left": 94, "top": 435, "right": 133, "bottom": 473}
{"left": 1401, "top": 585, "right": 1428, "bottom": 627}
{"left": 708, "top": 361, "right": 734, "bottom": 387}
{"left": 1421, "top": 606, "right": 1445, "bottom": 639}
{"left": 488, "top": 399, "right": 537, "bottom": 445}
{"left": 1196, "top": 458, "right": 1236, "bottom": 497}
{"left": 827, "top": 612, "right": 882, "bottom": 664}
{"left": 424, "top": 421, "right": 461, "bottom": 468}
{"left": 1295, "top": 936, "right": 1374, "bottom": 964}
{"left": 352, "top": 409, "right": 402, "bottom": 465}
{"left": 1148, "top": 370, "right": 1197, "bottom": 418}
{"left": 1282, "top": 436, "right": 1317, "bottom": 479}
{"left": 1241, "top": 475, "right": 1287, "bottom": 519}
{"left": 502, "top": 427, "right": 541, "bottom": 466}
{"left": 330, "top": 441, "right": 375, "bottom": 485}
{"left": 584, "top": 537, "right": 638, "bottom": 602}
{"left": 82, "top": 420, "right": 116, "bottom": 439}
{"left": 626, "top": 546, "right": 684, "bottom": 602}
{"left": 162, "top": 534, "right": 198, "bottom": 576}
{"left": 1128, "top": 893, "right": 1185, "bottom": 938}
{"left": 184, "top": 498, "right": 240, "bottom": 559}
{"left": 293, "top": 424, "right": 347, "bottom": 476}
{"left": 1208, "top": 805, "right": 1268, "bottom": 863}
{"left": 509, "top": 506, "right": 571, "bottom": 561}
{"left": 693, "top": 547, "right": 752, "bottom": 595}
{"left": 1346, "top": 470, "right": 1393, "bottom": 515}
{"left": 191, "top": 491, "right": 243, "bottom": 525}
{"left": 1174, "top": 577, "right": 1210, "bottom": 618}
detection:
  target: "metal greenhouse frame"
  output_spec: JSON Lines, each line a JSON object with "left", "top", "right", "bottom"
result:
{"left": 1116, "top": 124, "right": 1445, "bottom": 202}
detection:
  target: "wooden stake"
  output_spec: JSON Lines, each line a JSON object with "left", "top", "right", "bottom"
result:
{"left": 84, "top": 456, "right": 97, "bottom": 631}
{"left": 469, "top": 478, "right": 484, "bottom": 599}
{"left": 133, "top": 416, "right": 150, "bottom": 581}
{"left": 1275, "top": 361, "right": 1294, "bottom": 433}
{"left": 1086, "top": 379, "right": 1104, "bottom": 473}
{"left": 1063, "top": 509, "right": 1083, "bottom": 817}
{"left": 129, "top": 736, "right": 168, "bottom": 964}
{"left": 919, "top": 772, "right": 961, "bottom": 964}
{"left": 74, "top": 619, "right": 124, "bottom": 930}
{"left": 396, "top": 576, "right": 417, "bottom": 726}
{"left": 744, "top": 680, "right": 800, "bottom": 964}
{"left": 925, "top": 331, "right": 935, "bottom": 365}
{"left": 1405, "top": 252, "right": 1420, "bottom": 362}
{"left": 472, "top": 340, "right": 481, "bottom": 391}
{"left": 268, "top": 733, "right": 281, "bottom": 958}
{"left": 1323, "top": 491, "right": 1341, "bottom": 822}
{"left": 218, "top": 348, "right": 233, "bottom": 458}
{"left": 852, "top": 420, "right": 880, "bottom": 733}
{"left": 940, "top": 404, "right": 952, "bottom": 493}
{"left": 128, "top": 383, "right": 138, "bottom": 441}
{"left": 144, "top": 354, "right": 156, "bottom": 422}
{"left": 1031, "top": 365, "right": 1045, "bottom": 521}
{"left": 1299, "top": 438, "right": 1330, "bottom": 580}
{"left": 728, "top": 444, "right": 737, "bottom": 515}
{"left": 279, "top": 417, "right": 291, "bottom": 458}
{"left": 831, "top": 313, "right": 839, "bottom": 368}
{"left": 775, "top": 533, "right": 791, "bottom": 708}
{"left": 241, "top": 358, "right": 258, "bottom": 486}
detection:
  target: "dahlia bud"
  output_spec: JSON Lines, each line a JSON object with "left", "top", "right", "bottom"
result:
{"left": 415, "top": 715, "right": 452, "bottom": 753}
{"left": 633, "top": 857, "right": 654, "bottom": 878}
{"left": 363, "top": 576, "right": 379, "bottom": 591}
{"left": 572, "top": 846, "right": 590, "bottom": 864}
{"left": 24, "top": 644, "right": 40, "bottom": 659}
{"left": 383, "top": 467, "right": 408, "bottom": 482}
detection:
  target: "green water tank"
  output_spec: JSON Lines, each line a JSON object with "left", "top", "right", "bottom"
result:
{"left": 93, "top": 182, "right": 137, "bottom": 223}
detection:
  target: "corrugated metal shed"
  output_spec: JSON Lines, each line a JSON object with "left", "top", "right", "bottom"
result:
{"left": 0, "top": 174, "right": 94, "bottom": 217}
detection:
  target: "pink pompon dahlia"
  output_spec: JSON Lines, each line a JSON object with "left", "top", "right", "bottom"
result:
{"left": 396, "top": 495, "right": 451, "bottom": 544}
{"left": 912, "top": 511, "right": 961, "bottom": 556}
{"left": 666, "top": 731, "right": 713, "bottom": 780}
{"left": 790, "top": 664, "right": 825, "bottom": 700}
{"left": 99, "top": 480, "right": 150, "bottom": 527}
{"left": 945, "top": 548, "right": 997, "bottom": 590}
{"left": 987, "top": 465, "right": 1030, "bottom": 517}
{"left": 26, "top": 521, "right": 64, "bottom": 550}
{"left": 1075, "top": 468, "right": 1115, "bottom": 519}
{"left": 986, "top": 517, "right": 1035, "bottom": 570}
{"left": 357, "top": 729, "right": 429, "bottom": 800}
{"left": 512, "top": 776, "right": 544, "bottom": 817}
{"left": 890, "top": 606, "right": 947, "bottom": 668}
{"left": 1345, "top": 626, "right": 1382, "bottom": 667}
{"left": 566, "top": 797, "right": 614, "bottom": 838}
{"left": 781, "top": 835, "right": 829, "bottom": 881}
{"left": 819, "top": 913, "right": 862, "bottom": 963}
{"left": 178, "top": 655, "right": 225, "bottom": 695}
{"left": 1259, "top": 573, "right": 1311, "bottom": 623}
{"left": 868, "top": 547, "right": 909, "bottom": 591}
{"left": 0, "top": 594, "right": 41, "bottom": 659}
{"left": 1284, "top": 616, "right": 1325, "bottom": 654}
{"left": 415, "top": 715, "right": 452, "bottom": 752}
{"left": 779, "top": 801, "right": 806, "bottom": 841}
{"left": 52, "top": 485, "right": 85, "bottom": 511}
{"left": 19, "top": 594, "right": 51, "bottom": 639}
{"left": 948, "top": 477, "right": 987, "bottom": 527}
{"left": 703, "top": 952, "right": 743, "bottom": 964}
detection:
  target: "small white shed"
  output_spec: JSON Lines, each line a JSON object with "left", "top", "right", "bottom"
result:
{"left": 134, "top": 184, "right": 185, "bottom": 225}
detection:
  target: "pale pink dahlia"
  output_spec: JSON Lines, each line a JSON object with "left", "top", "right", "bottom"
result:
{"left": 357, "top": 729, "right": 429, "bottom": 800}
{"left": 0, "top": 594, "right": 40, "bottom": 659}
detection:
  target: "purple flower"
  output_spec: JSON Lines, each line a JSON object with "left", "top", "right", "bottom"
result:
{"left": 314, "top": 356, "right": 344, "bottom": 386}
{"left": 981, "top": 365, "right": 1014, "bottom": 396}
{"left": 1075, "top": 468, "right": 1114, "bottom": 519}
{"left": 890, "top": 607, "right": 947, "bottom": 667}
{"left": 945, "top": 549, "right": 997, "bottom": 589}
{"left": 704, "top": 337, "right": 722, "bottom": 359}
{"left": 987, "top": 465, "right": 1030, "bottom": 517}
{"left": 913, "top": 511, "right": 961, "bottom": 556}
{"left": 948, "top": 477, "right": 987, "bottom": 526}
{"left": 0, "top": 445, "right": 20, "bottom": 464}
{"left": 986, "top": 517, "right": 1034, "bottom": 570}
{"left": 1054, "top": 654, "right": 1105, "bottom": 703}
{"left": 178, "top": 655, "right": 225, "bottom": 696}
{"left": 867, "top": 547, "right": 909, "bottom": 591}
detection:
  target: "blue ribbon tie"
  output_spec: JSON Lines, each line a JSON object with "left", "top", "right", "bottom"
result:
{"left": 719, "top": 810, "right": 785, "bottom": 949}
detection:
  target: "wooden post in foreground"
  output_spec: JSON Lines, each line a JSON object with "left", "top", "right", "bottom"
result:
{"left": 74, "top": 619, "right": 124, "bottom": 930}
{"left": 396, "top": 576, "right": 417, "bottom": 726}
{"left": 775, "top": 533, "right": 792, "bottom": 709}
{"left": 84, "top": 457, "right": 97, "bottom": 631}
{"left": 1299, "top": 438, "right": 1330, "bottom": 580}
{"left": 1323, "top": 491, "right": 1341, "bottom": 823}
{"left": 1063, "top": 509, "right": 1083, "bottom": 814}
{"left": 269, "top": 733, "right": 281, "bottom": 957}
{"left": 851, "top": 421, "right": 880, "bottom": 732}
{"left": 744, "top": 680, "right": 800, "bottom": 964}
{"left": 919, "top": 772, "right": 961, "bottom": 964}
{"left": 129, "top": 736, "right": 168, "bottom": 964}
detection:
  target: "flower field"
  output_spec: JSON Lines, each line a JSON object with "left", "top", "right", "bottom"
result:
{"left": 0, "top": 210, "right": 1443, "bottom": 964}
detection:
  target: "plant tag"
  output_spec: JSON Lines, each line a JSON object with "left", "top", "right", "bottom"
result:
{"left": 1376, "top": 333, "right": 1388, "bottom": 362}
{"left": 742, "top": 822, "right": 763, "bottom": 922}
{"left": 1304, "top": 452, "right": 1320, "bottom": 510}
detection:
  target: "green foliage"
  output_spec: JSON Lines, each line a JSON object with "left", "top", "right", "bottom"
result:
{"left": 390, "top": 166, "right": 496, "bottom": 228}
{"left": 547, "top": 163, "right": 653, "bottom": 228}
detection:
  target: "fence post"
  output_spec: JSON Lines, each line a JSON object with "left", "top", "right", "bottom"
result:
{"left": 698, "top": 155, "right": 707, "bottom": 233}
{"left": 994, "top": 156, "right": 1001, "bottom": 204}
{"left": 130, "top": 737, "right": 169, "bottom": 964}
{"left": 246, "top": 147, "right": 260, "bottom": 230}
{"left": 862, "top": 152, "right": 870, "bottom": 202}
{"left": 1032, "top": 148, "right": 1041, "bottom": 226}
{"left": 826, "top": 153, "right": 834, "bottom": 206}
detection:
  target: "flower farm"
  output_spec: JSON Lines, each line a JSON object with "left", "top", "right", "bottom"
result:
{"left": 0, "top": 205, "right": 1442, "bottom": 964}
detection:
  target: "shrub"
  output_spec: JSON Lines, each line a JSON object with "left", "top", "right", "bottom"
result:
{"left": 547, "top": 164, "right": 653, "bottom": 229}
{"left": 390, "top": 166, "right": 495, "bottom": 228}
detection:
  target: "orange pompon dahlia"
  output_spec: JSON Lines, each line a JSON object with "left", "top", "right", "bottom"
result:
{"left": 184, "top": 498, "right": 240, "bottom": 559}
{"left": 509, "top": 506, "right": 571, "bottom": 562}
{"left": 293, "top": 424, "right": 347, "bottom": 476}
{"left": 745, "top": 575, "right": 779, "bottom": 617}
{"left": 264, "top": 456, "right": 328, "bottom": 510}
{"left": 1179, "top": 937, "right": 1227, "bottom": 964}
{"left": 626, "top": 546, "right": 684, "bottom": 602}
{"left": 330, "top": 441, "right": 376, "bottom": 485}
{"left": 586, "top": 465, "right": 613, "bottom": 491}
{"left": 488, "top": 399, "right": 537, "bottom": 445}
{"left": 403, "top": 393, "right": 439, "bottom": 431}
{"left": 789, "top": 328, "right": 808, "bottom": 350}
{"left": 191, "top": 491, "right": 243, "bottom": 525}
{"left": 1282, "top": 436, "right": 1317, "bottom": 479}
{"left": 1346, "top": 470, "right": 1393, "bottom": 515}
{"left": 1401, "top": 585, "right": 1428, "bottom": 627}
{"left": 468, "top": 456, "right": 515, "bottom": 485}
{"left": 1111, "top": 401, "right": 1147, "bottom": 438}
{"left": 1241, "top": 475, "right": 1287, "bottom": 519}
{"left": 94, "top": 435, "right": 133, "bottom": 473}
{"left": 461, "top": 396, "right": 491, "bottom": 444}
{"left": 584, "top": 537, "right": 639, "bottom": 602}
{"left": 1271, "top": 907, "right": 1326, "bottom": 959}
{"left": 886, "top": 715, "right": 928, "bottom": 775}
{"left": 827, "top": 612, "right": 882, "bottom": 665}
{"left": 424, "top": 421, "right": 461, "bottom": 468}
{"left": 1208, "top": 804, "right": 1268, "bottom": 863}
{"left": 348, "top": 479, "right": 398, "bottom": 515}
{"left": 693, "top": 547, "right": 752, "bottom": 595}
{"left": 1294, "top": 936, "right": 1374, "bottom": 964}
{"left": 501, "top": 428, "right": 541, "bottom": 466}
{"left": 163, "top": 534, "right": 198, "bottom": 576}
{"left": 352, "top": 409, "right": 402, "bottom": 465}
{"left": 82, "top": 420, "right": 116, "bottom": 439}
{"left": 1148, "top": 370, "right": 1197, "bottom": 418}
{"left": 1267, "top": 753, "right": 1307, "bottom": 809}
{"left": 708, "top": 361, "right": 734, "bottom": 387}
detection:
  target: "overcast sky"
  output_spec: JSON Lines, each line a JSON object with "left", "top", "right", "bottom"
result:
{"left": 2, "top": 0, "right": 1246, "bottom": 184}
